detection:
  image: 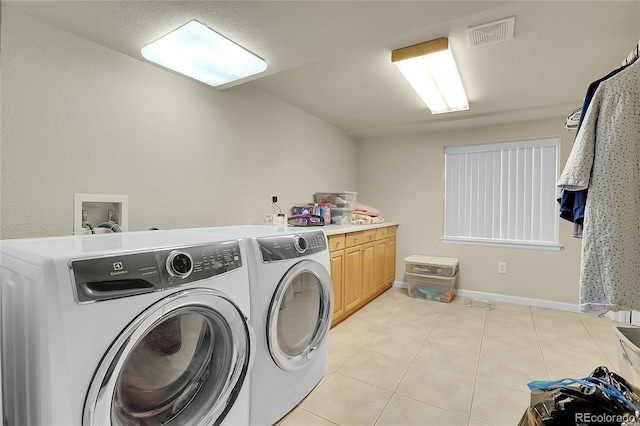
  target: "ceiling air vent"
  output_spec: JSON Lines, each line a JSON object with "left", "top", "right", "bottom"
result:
{"left": 467, "top": 16, "right": 515, "bottom": 47}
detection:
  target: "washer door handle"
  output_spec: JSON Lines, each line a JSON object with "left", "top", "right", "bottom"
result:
{"left": 79, "top": 279, "right": 156, "bottom": 300}
{"left": 307, "top": 345, "right": 317, "bottom": 359}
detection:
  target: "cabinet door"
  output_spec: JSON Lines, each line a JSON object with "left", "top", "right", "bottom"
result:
{"left": 344, "top": 246, "right": 362, "bottom": 313}
{"left": 384, "top": 237, "right": 397, "bottom": 285}
{"left": 330, "top": 249, "right": 345, "bottom": 324}
{"left": 375, "top": 239, "right": 387, "bottom": 291}
{"left": 360, "top": 242, "right": 376, "bottom": 300}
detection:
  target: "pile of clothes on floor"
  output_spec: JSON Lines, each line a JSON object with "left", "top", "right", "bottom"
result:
{"left": 519, "top": 366, "right": 640, "bottom": 425}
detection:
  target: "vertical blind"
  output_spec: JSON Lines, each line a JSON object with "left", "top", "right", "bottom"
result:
{"left": 443, "top": 138, "right": 559, "bottom": 248}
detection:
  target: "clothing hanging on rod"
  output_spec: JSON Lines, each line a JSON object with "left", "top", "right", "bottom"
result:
{"left": 558, "top": 60, "right": 634, "bottom": 238}
{"left": 622, "top": 39, "right": 639, "bottom": 66}
{"left": 558, "top": 58, "right": 640, "bottom": 314}
{"left": 565, "top": 107, "right": 582, "bottom": 129}
{"left": 563, "top": 40, "right": 638, "bottom": 130}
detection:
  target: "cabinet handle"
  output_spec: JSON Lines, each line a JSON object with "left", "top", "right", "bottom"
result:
{"left": 336, "top": 241, "right": 342, "bottom": 246}
{"left": 354, "top": 238, "right": 358, "bottom": 242}
{"left": 386, "top": 241, "right": 391, "bottom": 245}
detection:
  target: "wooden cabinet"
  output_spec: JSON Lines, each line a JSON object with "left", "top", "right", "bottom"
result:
{"left": 329, "top": 248, "right": 345, "bottom": 320}
{"left": 344, "top": 245, "right": 362, "bottom": 312}
{"left": 363, "top": 229, "right": 377, "bottom": 244}
{"left": 328, "top": 234, "right": 345, "bottom": 252}
{"left": 329, "top": 225, "right": 397, "bottom": 327}
{"left": 345, "top": 231, "right": 363, "bottom": 247}
{"left": 374, "top": 238, "right": 387, "bottom": 291}
{"left": 328, "top": 234, "right": 346, "bottom": 321}
{"left": 360, "top": 242, "right": 376, "bottom": 300}
{"left": 384, "top": 237, "right": 396, "bottom": 285}
{"left": 385, "top": 226, "right": 397, "bottom": 285}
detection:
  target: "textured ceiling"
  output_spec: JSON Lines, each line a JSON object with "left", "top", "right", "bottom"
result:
{"left": 5, "top": 1, "right": 640, "bottom": 139}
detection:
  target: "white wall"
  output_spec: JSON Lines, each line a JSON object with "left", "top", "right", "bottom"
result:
{"left": 0, "top": 7, "right": 358, "bottom": 239}
{"left": 356, "top": 119, "right": 582, "bottom": 304}
{"left": 0, "top": 7, "right": 582, "bottom": 305}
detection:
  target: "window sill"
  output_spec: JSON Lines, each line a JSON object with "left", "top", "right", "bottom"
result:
{"left": 439, "top": 236, "right": 563, "bottom": 251}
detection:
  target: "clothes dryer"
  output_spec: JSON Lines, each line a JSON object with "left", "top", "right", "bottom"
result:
{"left": 184, "top": 225, "right": 332, "bottom": 425}
{"left": 0, "top": 230, "right": 253, "bottom": 426}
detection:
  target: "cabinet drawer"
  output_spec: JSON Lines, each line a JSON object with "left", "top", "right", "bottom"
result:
{"left": 376, "top": 227, "right": 388, "bottom": 240}
{"left": 363, "top": 229, "right": 377, "bottom": 243}
{"left": 345, "top": 231, "right": 363, "bottom": 248}
{"left": 328, "top": 234, "right": 346, "bottom": 252}
{"left": 387, "top": 226, "right": 397, "bottom": 237}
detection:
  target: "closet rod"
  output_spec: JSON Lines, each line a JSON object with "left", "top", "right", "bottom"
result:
{"left": 565, "top": 39, "right": 640, "bottom": 129}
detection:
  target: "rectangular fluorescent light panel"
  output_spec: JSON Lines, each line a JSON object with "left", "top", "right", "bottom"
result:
{"left": 392, "top": 37, "right": 468, "bottom": 114}
{"left": 141, "top": 20, "right": 267, "bottom": 87}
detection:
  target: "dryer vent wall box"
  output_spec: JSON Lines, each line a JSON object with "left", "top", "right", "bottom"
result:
{"left": 264, "top": 214, "right": 287, "bottom": 226}
{"left": 74, "top": 193, "right": 128, "bottom": 235}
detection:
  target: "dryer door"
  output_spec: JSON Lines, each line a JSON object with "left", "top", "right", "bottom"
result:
{"left": 267, "top": 260, "right": 332, "bottom": 371}
{"left": 84, "top": 288, "right": 252, "bottom": 426}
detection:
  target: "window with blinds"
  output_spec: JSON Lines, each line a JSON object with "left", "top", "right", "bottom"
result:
{"left": 441, "top": 138, "right": 561, "bottom": 250}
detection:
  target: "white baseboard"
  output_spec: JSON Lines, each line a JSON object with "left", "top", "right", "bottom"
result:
{"left": 391, "top": 281, "right": 635, "bottom": 323}
{"left": 392, "top": 281, "right": 579, "bottom": 312}
{"left": 392, "top": 280, "right": 408, "bottom": 289}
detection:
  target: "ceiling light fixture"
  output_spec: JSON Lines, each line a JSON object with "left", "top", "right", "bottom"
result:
{"left": 141, "top": 20, "right": 267, "bottom": 88}
{"left": 392, "top": 37, "right": 468, "bottom": 114}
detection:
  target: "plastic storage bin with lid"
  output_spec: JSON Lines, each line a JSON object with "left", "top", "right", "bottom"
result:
{"left": 314, "top": 191, "right": 357, "bottom": 225}
{"left": 404, "top": 255, "right": 458, "bottom": 277}
{"left": 314, "top": 191, "right": 357, "bottom": 209}
{"left": 404, "top": 255, "right": 459, "bottom": 303}
{"left": 329, "top": 208, "right": 354, "bottom": 225}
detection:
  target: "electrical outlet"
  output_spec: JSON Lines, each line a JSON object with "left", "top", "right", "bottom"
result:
{"left": 271, "top": 194, "right": 278, "bottom": 206}
{"left": 498, "top": 262, "right": 507, "bottom": 274}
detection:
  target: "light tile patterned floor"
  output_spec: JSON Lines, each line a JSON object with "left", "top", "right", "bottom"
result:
{"left": 278, "top": 287, "right": 627, "bottom": 426}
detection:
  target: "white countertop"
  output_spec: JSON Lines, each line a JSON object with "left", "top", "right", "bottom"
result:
{"left": 322, "top": 222, "right": 399, "bottom": 236}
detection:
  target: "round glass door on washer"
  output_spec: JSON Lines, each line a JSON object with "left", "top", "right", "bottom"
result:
{"left": 248, "top": 230, "right": 332, "bottom": 426}
{"left": 85, "top": 289, "right": 251, "bottom": 425}
{"left": 267, "top": 260, "right": 332, "bottom": 371}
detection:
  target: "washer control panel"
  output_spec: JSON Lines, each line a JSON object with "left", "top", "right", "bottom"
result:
{"left": 166, "top": 250, "right": 194, "bottom": 279}
{"left": 70, "top": 240, "right": 242, "bottom": 303}
{"left": 157, "top": 241, "right": 242, "bottom": 286}
{"left": 258, "top": 231, "right": 326, "bottom": 262}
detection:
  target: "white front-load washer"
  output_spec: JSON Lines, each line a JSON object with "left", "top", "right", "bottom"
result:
{"left": 183, "top": 225, "right": 333, "bottom": 425}
{"left": 0, "top": 230, "right": 254, "bottom": 426}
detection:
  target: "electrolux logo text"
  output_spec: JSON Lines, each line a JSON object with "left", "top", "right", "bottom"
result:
{"left": 111, "top": 261, "right": 128, "bottom": 276}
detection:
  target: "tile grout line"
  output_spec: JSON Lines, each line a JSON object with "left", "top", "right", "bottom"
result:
{"left": 328, "top": 292, "right": 626, "bottom": 425}
{"left": 530, "top": 307, "right": 555, "bottom": 383}
{"left": 288, "top": 406, "right": 340, "bottom": 426}
{"left": 388, "top": 299, "right": 445, "bottom": 392}
{"left": 320, "top": 292, "right": 563, "bottom": 425}
{"left": 371, "top": 297, "right": 448, "bottom": 425}
{"left": 326, "top": 373, "right": 394, "bottom": 426}
{"left": 322, "top": 293, "right": 428, "bottom": 425}
{"left": 468, "top": 304, "right": 489, "bottom": 426}
{"left": 578, "top": 316, "right": 620, "bottom": 370}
